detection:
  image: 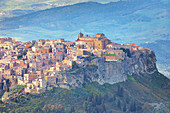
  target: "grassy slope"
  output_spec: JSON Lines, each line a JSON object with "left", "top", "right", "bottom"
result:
{"left": 0, "top": 71, "right": 169, "bottom": 113}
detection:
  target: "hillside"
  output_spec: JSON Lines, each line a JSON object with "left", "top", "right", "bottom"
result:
{"left": 0, "top": 49, "right": 170, "bottom": 112}
{"left": 0, "top": 0, "right": 119, "bottom": 19}
{"left": 0, "top": 0, "right": 116, "bottom": 11}
{"left": 0, "top": 71, "right": 169, "bottom": 113}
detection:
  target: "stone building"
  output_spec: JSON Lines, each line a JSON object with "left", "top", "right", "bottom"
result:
{"left": 24, "top": 78, "right": 47, "bottom": 94}
{"left": 38, "top": 39, "right": 45, "bottom": 46}
{"left": 0, "top": 37, "right": 12, "bottom": 43}
{"left": 45, "top": 76, "right": 58, "bottom": 86}
{"left": 104, "top": 49, "right": 125, "bottom": 61}
{"left": 76, "top": 32, "right": 110, "bottom": 49}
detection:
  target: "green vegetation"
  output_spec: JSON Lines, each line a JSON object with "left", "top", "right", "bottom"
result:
{"left": 72, "top": 61, "right": 78, "bottom": 69}
{"left": 2, "top": 85, "right": 26, "bottom": 101}
{"left": 81, "top": 83, "right": 102, "bottom": 95}
{"left": 127, "top": 74, "right": 138, "bottom": 85}
{"left": 0, "top": 71, "right": 169, "bottom": 112}
{"left": 22, "top": 51, "right": 27, "bottom": 56}
{"left": 120, "top": 48, "right": 131, "bottom": 57}
{"left": 17, "top": 55, "right": 23, "bottom": 59}
{"left": 105, "top": 54, "right": 115, "bottom": 56}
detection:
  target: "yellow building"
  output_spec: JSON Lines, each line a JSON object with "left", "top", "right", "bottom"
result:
{"left": 104, "top": 49, "right": 125, "bottom": 61}
{"left": 76, "top": 33, "right": 110, "bottom": 49}
{"left": 45, "top": 76, "right": 58, "bottom": 86}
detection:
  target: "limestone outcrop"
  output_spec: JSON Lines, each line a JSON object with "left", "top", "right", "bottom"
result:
{"left": 61, "top": 49, "right": 158, "bottom": 89}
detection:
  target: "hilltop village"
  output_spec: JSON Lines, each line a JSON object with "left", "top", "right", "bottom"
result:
{"left": 0, "top": 33, "right": 148, "bottom": 94}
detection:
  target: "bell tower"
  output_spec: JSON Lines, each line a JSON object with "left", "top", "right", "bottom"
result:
{"left": 78, "top": 32, "right": 83, "bottom": 40}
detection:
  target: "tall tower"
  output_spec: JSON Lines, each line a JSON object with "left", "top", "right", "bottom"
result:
{"left": 78, "top": 32, "right": 83, "bottom": 40}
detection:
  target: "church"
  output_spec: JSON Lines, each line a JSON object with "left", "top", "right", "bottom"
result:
{"left": 75, "top": 32, "right": 110, "bottom": 49}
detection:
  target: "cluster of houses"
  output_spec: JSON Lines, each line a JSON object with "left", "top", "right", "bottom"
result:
{"left": 0, "top": 33, "right": 147, "bottom": 94}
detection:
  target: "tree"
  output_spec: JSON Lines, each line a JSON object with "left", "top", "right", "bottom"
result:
{"left": 117, "top": 85, "right": 124, "bottom": 97}
{"left": 72, "top": 61, "right": 78, "bottom": 69}
{"left": 69, "top": 106, "right": 75, "bottom": 113}
{"left": 120, "top": 87, "right": 124, "bottom": 97}
{"left": 85, "top": 96, "right": 88, "bottom": 101}
{"left": 17, "top": 55, "right": 23, "bottom": 59}
{"left": 83, "top": 101, "right": 88, "bottom": 112}
{"left": 87, "top": 95, "right": 91, "bottom": 102}
{"left": 92, "top": 107, "right": 98, "bottom": 113}
{"left": 22, "top": 51, "right": 27, "bottom": 56}
{"left": 123, "top": 104, "right": 126, "bottom": 112}
{"left": 117, "top": 99, "right": 121, "bottom": 109}
{"left": 6, "top": 87, "right": 10, "bottom": 92}
{"left": 92, "top": 98, "right": 97, "bottom": 107}
{"left": 120, "top": 48, "right": 131, "bottom": 57}
{"left": 130, "top": 102, "right": 136, "bottom": 112}
{"left": 31, "top": 109, "right": 34, "bottom": 113}
{"left": 87, "top": 93, "right": 94, "bottom": 102}
{"left": 113, "top": 95, "right": 116, "bottom": 101}
{"left": 126, "top": 49, "right": 131, "bottom": 57}
{"left": 126, "top": 96, "right": 130, "bottom": 104}
{"left": 97, "top": 94, "right": 102, "bottom": 105}
{"left": 101, "top": 101, "right": 106, "bottom": 112}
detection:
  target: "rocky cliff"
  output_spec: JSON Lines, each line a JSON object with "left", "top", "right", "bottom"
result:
{"left": 127, "top": 49, "right": 157, "bottom": 76}
{"left": 60, "top": 49, "right": 158, "bottom": 89}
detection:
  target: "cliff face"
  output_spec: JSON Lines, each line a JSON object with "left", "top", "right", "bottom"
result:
{"left": 127, "top": 49, "right": 157, "bottom": 75}
{"left": 61, "top": 49, "right": 158, "bottom": 89}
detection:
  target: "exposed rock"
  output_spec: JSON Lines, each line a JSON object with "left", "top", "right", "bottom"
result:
{"left": 61, "top": 49, "right": 158, "bottom": 89}
{"left": 127, "top": 50, "right": 157, "bottom": 75}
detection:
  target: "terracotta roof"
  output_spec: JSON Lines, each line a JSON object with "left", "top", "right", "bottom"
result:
{"left": 134, "top": 46, "right": 141, "bottom": 48}
{"left": 14, "top": 42, "right": 19, "bottom": 44}
{"left": 76, "top": 61, "right": 81, "bottom": 63}
{"left": 127, "top": 43, "right": 135, "bottom": 46}
{"left": 11, "top": 59, "right": 19, "bottom": 62}
{"left": 114, "top": 44, "right": 132, "bottom": 47}
{"left": 0, "top": 43, "right": 6, "bottom": 45}
{"left": 76, "top": 40, "right": 94, "bottom": 42}
{"left": 80, "top": 37, "right": 96, "bottom": 39}
{"left": 39, "top": 39, "right": 44, "bottom": 41}
{"left": 58, "top": 52, "right": 62, "bottom": 54}
{"left": 108, "top": 42, "right": 120, "bottom": 45}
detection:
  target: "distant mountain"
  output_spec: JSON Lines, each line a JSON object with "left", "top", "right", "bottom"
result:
{"left": 0, "top": 0, "right": 120, "bottom": 19}
{"left": 0, "top": 0, "right": 119, "bottom": 11}
{"left": 0, "top": 0, "right": 169, "bottom": 42}
{"left": 0, "top": 0, "right": 170, "bottom": 78}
